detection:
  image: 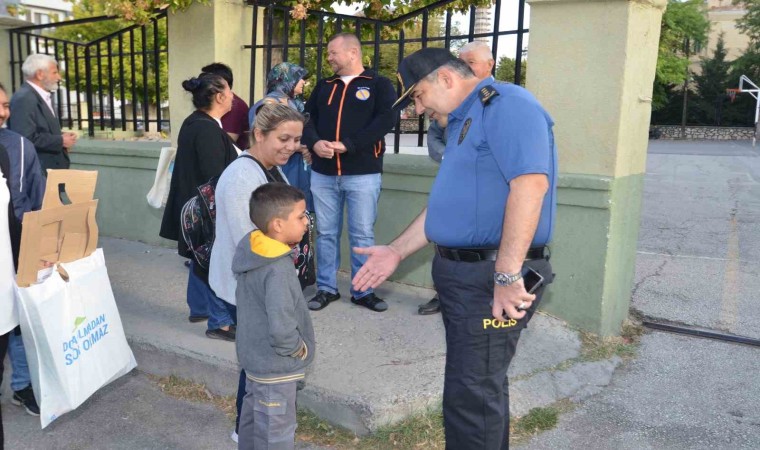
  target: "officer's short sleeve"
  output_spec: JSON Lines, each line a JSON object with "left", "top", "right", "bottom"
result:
{"left": 484, "top": 94, "right": 551, "bottom": 182}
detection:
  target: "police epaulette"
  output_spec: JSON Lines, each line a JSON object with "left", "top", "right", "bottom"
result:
{"left": 479, "top": 85, "right": 499, "bottom": 105}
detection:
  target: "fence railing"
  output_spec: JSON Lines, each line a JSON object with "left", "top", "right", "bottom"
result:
{"left": 8, "top": 11, "right": 168, "bottom": 137}
{"left": 245, "top": 0, "right": 529, "bottom": 151}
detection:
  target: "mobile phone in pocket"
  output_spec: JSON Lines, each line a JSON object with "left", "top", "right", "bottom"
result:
{"left": 522, "top": 267, "right": 544, "bottom": 294}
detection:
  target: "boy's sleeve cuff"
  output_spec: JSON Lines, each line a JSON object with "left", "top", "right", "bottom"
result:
{"left": 290, "top": 340, "right": 307, "bottom": 360}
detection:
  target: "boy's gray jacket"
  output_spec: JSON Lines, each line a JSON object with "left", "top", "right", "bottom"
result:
{"left": 232, "top": 230, "right": 315, "bottom": 384}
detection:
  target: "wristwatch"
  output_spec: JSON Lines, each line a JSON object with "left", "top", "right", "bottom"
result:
{"left": 494, "top": 271, "right": 522, "bottom": 286}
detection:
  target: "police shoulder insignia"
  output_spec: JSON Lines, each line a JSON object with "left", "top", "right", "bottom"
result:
{"left": 479, "top": 85, "right": 499, "bottom": 105}
{"left": 458, "top": 118, "right": 472, "bottom": 145}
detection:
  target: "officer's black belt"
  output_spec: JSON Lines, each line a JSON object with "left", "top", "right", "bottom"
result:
{"left": 436, "top": 246, "right": 547, "bottom": 262}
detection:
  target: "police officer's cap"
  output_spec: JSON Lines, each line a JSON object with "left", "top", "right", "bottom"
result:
{"left": 392, "top": 48, "right": 459, "bottom": 111}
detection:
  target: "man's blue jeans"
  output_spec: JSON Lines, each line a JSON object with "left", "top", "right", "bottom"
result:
{"left": 187, "top": 261, "right": 235, "bottom": 330}
{"left": 8, "top": 331, "right": 31, "bottom": 391}
{"left": 310, "top": 171, "right": 381, "bottom": 299}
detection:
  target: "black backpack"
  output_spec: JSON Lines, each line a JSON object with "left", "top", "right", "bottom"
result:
{"left": 180, "top": 154, "right": 254, "bottom": 270}
{"left": 180, "top": 154, "right": 316, "bottom": 288}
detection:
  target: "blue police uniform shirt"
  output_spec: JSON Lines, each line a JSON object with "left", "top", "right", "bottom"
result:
{"left": 425, "top": 79, "right": 558, "bottom": 248}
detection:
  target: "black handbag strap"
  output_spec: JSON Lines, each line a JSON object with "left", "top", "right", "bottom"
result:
{"left": 241, "top": 152, "right": 286, "bottom": 184}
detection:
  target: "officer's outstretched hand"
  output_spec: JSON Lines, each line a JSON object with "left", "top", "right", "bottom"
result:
{"left": 493, "top": 279, "right": 536, "bottom": 321}
{"left": 352, "top": 246, "right": 402, "bottom": 292}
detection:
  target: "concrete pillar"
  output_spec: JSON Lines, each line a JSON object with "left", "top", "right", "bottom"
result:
{"left": 167, "top": 0, "right": 253, "bottom": 147}
{"left": 526, "top": 0, "right": 666, "bottom": 335}
{"left": 0, "top": 15, "right": 33, "bottom": 92}
{"left": 0, "top": 28, "right": 12, "bottom": 91}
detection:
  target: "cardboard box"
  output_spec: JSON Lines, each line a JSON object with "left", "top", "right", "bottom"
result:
{"left": 17, "top": 170, "right": 99, "bottom": 287}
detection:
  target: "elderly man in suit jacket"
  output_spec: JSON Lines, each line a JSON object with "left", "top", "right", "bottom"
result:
{"left": 9, "top": 54, "right": 77, "bottom": 173}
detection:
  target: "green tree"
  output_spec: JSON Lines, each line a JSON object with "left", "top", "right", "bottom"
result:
{"left": 692, "top": 35, "right": 733, "bottom": 125}
{"left": 735, "top": 0, "right": 760, "bottom": 43}
{"left": 719, "top": 0, "right": 760, "bottom": 126}
{"left": 277, "top": 3, "right": 467, "bottom": 92}
{"left": 104, "top": 0, "right": 207, "bottom": 24}
{"left": 732, "top": 0, "right": 760, "bottom": 82}
{"left": 495, "top": 56, "right": 526, "bottom": 86}
{"left": 692, "top": 35, "right": 729, "bottom": 123}
{"left": 49, "top": 0, "right": 167, "bottom": 106}
{"left": 652, "top": 0, "right": 710, "bottom": 110}
{"left": 104, "top": 0, "right": 492, "bottom": 24}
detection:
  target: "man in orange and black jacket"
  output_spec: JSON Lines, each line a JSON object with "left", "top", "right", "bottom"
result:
{"left": 302, "top": 32, "right": 397, "bottom": 313}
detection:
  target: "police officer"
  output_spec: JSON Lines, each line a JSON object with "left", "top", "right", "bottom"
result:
{"left": 352, "top": 48, "right": 557, "bottom": 449}
{"left": 418, "top": 40, "right": 497, "bottom": 315}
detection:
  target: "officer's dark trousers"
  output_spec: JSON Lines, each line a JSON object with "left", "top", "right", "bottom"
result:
{"left": 432, "top": 253, "right": 552, "bottom": 450}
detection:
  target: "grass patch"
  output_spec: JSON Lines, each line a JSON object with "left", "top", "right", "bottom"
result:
{"left": 509, "top": 400, "right": 574, "bottom": 446}
{"left": 295, "top": 409, "right": 360, "bottom": 448}
{"left": 299, "top": 402, "right": 570, "bottom": 449}
{"left": 512, "top": 319, "right": 645, "bottom": 383}
{"left": 149, "top": 374, "right": 570, "bottom": 449}
{"left": 513, "top": 406, "right": 559, "bottom": 434}
{"left": 621, "top": 320, "right": 645, "bottom": 342}
{"left": 580, "top": 320, "right": 644, "bottom": 362}
{"left": 361, "top": 407, "right": 445, "bottom": 449}
{"left": 149, "top": 374, "right": 237, "bottom": 422}
{"left": 297, "top": 406, "right": 445, "bottom": 449}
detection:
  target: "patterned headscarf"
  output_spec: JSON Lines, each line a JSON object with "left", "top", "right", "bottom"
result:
{"left": 266, "top": 62, "right": 309, "bottom": 112}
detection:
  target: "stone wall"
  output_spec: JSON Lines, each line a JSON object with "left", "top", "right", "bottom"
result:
{"left": 400, "top": 118, "right": 423, "bottom": 132}
{"left": 652, "top": 125, "right": 755, "bottom": 140}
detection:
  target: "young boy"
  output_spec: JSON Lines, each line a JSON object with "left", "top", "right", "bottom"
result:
{"left": 233, "top": 182, "right": 315, "bottom": 450}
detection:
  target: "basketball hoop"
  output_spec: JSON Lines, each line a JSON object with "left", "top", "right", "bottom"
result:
{"left": 727, "top": 88, "right": 741, "bottom": 103}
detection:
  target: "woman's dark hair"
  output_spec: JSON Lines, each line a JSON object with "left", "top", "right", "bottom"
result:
{"left": 181, "top": 73, "right": 227, "bottom": 110}
{"left": 201, "top": 62, "right": 233, "bottom": 89}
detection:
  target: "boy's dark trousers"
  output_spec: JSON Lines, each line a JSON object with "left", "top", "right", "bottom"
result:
{"left": 238, "top": 375, "right": 298, "bottom": 450}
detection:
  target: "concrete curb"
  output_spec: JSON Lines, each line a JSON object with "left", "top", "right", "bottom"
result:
{"left": 510, "top": 357, "right": 623, "bottom": 417}
{"left": 102, "top": 237, "right": 623, "bottom": 435}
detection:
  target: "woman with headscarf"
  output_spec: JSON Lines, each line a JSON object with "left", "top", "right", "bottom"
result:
{"left": 249, "top": 62, "right": 313, "bottom": 210}
{"left": 159, "top": 72, "right": 238, "bottom": 341}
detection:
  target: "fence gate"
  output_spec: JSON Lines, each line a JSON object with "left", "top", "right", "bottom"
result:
{"left": 8, "top": 11, "right": 168, "bottom": 136}
{"left": 245, "top": 0, "right": 529, "bottom": 151}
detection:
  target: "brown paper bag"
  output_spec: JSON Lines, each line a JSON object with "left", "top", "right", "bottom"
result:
{"left": 17, "top": 170, "right": 99, "bottom": 287}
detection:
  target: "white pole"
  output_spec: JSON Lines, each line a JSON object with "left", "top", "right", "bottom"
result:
{"left": 738, "top": 75, "right": 760, "bottom": 146}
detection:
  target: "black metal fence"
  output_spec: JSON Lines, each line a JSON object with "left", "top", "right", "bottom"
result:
{"left": 245, "top": 0, "right": 528, "bottom": 151}
{"left": 8, "top": 12, "right": 168, "bottom": 137}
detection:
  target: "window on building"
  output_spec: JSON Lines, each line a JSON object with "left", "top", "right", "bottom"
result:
{"left": 33, "top": 12, "right": 51, "bottom": 25}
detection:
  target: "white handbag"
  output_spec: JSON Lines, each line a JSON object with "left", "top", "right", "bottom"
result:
{"left": 146, "top": 146, "right": 176, "bottom": 208}
{"left": 15, "top": 248, "right": 137, "bottom": 428}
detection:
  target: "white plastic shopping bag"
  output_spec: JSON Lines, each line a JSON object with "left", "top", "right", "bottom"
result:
{"left": 146, "top": 146, "right": 176, "bottom": 208}
{"left": 15, "top": 248, "right": 137, "bottom": 428}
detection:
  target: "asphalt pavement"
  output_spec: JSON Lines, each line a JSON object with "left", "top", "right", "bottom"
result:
{"left": 2, "top": 371, "right": 236, "bottom": 450}
{"left": 635, "top": 140, "right": 760, "bottom": 339}
{"left": 521, "top": 139, "right": 760, "bottom": 449}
